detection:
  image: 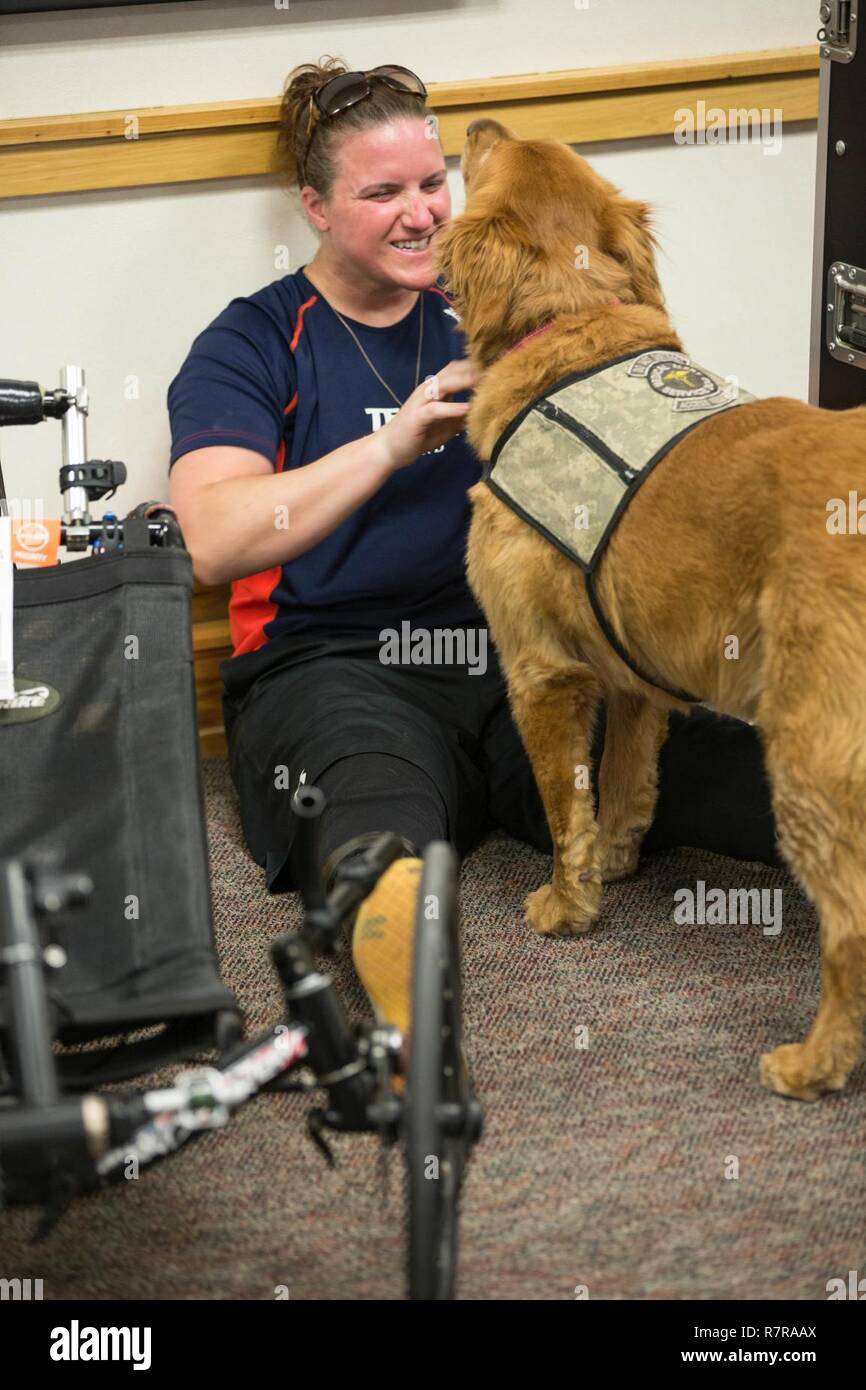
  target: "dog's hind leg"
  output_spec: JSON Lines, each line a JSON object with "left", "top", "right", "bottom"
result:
{"left": 595, "top": 689, "right": 670, "bottom": 881}
{"left": 758, "top": 707, "right": 866, "bottom": 1101}
{"left": 505, "top": 658, "right": 604, "bottom": 937}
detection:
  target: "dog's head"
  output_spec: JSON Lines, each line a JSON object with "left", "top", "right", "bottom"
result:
{"left": 433, "top": 119, "right": 667, "bottom": 361}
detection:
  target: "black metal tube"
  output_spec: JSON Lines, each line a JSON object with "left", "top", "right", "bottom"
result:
{"left": 0, "top": 379, "right": 45, "bottom": 426}
{"left": 0, "top": 1099, "right": 89, "bottom": 1152}
{"left": 271, "top": 932, "right": 372, "bottom": 1129}
{"left": 289, "top": 785, "right": 327, "bottom": 911}
{"left": 0, "top": 859, "right": 61, "bottom": 1109}
{"left": 58, "top": 520, "right": 168, "bottom": 546}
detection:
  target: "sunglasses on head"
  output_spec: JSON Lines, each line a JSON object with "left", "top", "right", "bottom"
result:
{"left": 301, "top": 65, "right": 428, "bottom": 186}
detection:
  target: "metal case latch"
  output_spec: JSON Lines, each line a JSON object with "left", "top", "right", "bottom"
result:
{"left": 818, "top": 1, "right": 858, "bottom": 61}
{"left": 827, "top": 262, "right": 866, "bottom": 369}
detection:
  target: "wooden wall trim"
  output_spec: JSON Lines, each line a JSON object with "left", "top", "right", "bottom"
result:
{"left": 192, "top": 580, "right": 232, "bottom": 759}
{"left": 0, "top": 47, "right": 819, "bottom": 199}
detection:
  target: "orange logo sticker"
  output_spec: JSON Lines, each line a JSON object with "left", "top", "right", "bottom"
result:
{"left": 11, "top": 519, "right": 61, "bottom": 567}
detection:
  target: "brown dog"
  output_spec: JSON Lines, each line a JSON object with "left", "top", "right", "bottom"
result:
{"left": 432, "top": 120, "right": 866, "bottom": 1101}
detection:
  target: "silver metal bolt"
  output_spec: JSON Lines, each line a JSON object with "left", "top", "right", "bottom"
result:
{"left": 836, "top": 140, "right": 847, "bottom": 155}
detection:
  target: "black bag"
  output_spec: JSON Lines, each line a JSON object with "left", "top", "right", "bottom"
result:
{"left": 0, "top": 520, "right": 240, "bottom": 1087}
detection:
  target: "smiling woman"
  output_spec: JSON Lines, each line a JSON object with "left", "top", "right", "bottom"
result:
{"left": 298, "top": 118, "right": 450, "bottom": 325}
{"left": 165, "top": 55, "right": 498, "bottom": 1027}
{"left": 279, "top": 58, "right": 452, "bottom": 324}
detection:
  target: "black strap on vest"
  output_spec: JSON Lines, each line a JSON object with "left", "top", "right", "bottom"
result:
{"left": 584, "top": 569, "right": 703, "bottom": 705}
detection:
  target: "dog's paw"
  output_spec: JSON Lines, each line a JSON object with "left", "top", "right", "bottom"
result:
{"left": 759, "top": 1043, "right": 848, "bottom": 1102}
{"left": 597, "top": 838, "right": 640, "bottom": 883}
{"left": 525, "top": 882, "right": 597, "bottom": 938}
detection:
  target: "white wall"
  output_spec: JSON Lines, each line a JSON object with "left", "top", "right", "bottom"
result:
{"left": 0, "top": 0, "right": 820, "bottom": 527}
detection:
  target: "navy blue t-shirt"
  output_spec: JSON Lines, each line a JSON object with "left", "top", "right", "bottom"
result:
{"left": 167, "top": 265, "right": 485, "bottom": 656}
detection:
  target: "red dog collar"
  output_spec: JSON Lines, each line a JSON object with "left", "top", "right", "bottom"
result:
{"left": 505, "top": 299, "right": 622, "bottom": 356}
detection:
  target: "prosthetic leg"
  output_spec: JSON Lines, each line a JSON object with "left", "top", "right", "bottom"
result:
{"left": 322, "top": 832, "right": 422, "bottom": 1054}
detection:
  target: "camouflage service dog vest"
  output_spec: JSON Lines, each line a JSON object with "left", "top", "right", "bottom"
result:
{"left": 484, "top": 347, "right": 756, "bottom": 704}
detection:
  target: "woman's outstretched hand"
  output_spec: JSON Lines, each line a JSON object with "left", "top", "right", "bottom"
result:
{"left": 377, "top": 359, "right": 481, "bottom": 471}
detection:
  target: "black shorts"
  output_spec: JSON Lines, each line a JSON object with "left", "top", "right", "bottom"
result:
{"left": 220, "top": 630, "right": 781, "bottom": 892}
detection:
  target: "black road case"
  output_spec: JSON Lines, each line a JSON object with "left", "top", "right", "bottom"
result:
{"left": 810, "top": 2, "right": 866, "bottom": 408}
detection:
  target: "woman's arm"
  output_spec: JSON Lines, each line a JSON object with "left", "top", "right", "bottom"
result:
{"left": 170, "top": 432, "right": 394, "bottom": 587}
{"left": 169, "top": 358, "right": 479, "bottom": 587}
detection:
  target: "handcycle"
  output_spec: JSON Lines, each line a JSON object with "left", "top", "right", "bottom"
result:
{"left": 0, "top": 367, "right": 483, "bottom": 1299}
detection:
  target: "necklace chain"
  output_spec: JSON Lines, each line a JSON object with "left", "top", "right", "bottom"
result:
{"left": 329, "top": 291, "right": 424, "bottom": 407}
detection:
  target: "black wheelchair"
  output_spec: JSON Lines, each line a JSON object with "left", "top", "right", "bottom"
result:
{"left": 0, "top": 368, "right": 482, "bottom": 1300}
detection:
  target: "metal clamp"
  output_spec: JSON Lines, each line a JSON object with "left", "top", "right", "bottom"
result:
{"left": 826, "top": 262, "right": 866, "bottom": 369}
{"left": 818, "top": 1, "right": 858, "bottom": 62}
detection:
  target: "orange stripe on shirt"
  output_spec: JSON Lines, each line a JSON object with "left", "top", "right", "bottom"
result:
{"left": 228, "top": 294, "right": 316, "bottom": 657}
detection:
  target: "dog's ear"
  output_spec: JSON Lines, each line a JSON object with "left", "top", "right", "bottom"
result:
{"left": 602, "top": 196, "right": 666, "bottom": 309}
{"left": 461, "top": 141, "right": 497, "bottom": 192}
{"left": 433, "top": 210, "right": 535, "bottom": 340}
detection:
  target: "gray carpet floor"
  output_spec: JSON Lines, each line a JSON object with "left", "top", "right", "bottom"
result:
{"left": 2, "top": 757, "right": 864, "bottom": 1300}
